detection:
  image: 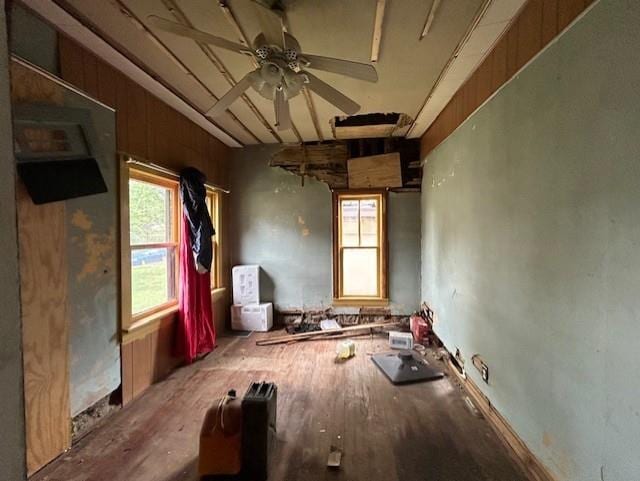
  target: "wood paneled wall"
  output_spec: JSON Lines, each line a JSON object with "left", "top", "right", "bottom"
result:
{"left": 58, "top": 35, "right": 230, "bottom": 188}
{"left": 421, "top": 0, "right": 595, "bottom": 157}
{"left": 120, "top": 288, "right": 228, "bottom": 405}
{"left": 57, "top": 35, "right": 233, "bottom": 406}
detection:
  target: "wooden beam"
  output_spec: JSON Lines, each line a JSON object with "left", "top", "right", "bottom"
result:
{"left": 218, "top": 0, "right": 253, "bottom": 48}
{"left": 109, "top": 0, "right": 261, "bottom": 144}
{"left": 39, "top": 0, "right": 241, "bottom": 146}
{"left": 161, "top": 0, "right": 283, "bottom": 142}
{"left": 406, "top": 0, "right": 493, "bottom": 138}
{"left": 370, "top": 0, "right": 386, "bottom": 63}
{"left": 420, "top": 0, "right": 441, "bottom": 39}
{"left": 256, "top": 321, "right": 399, "bottom": 346}
{"left": 302, "top": 86, "right": 324, "bottom": 141}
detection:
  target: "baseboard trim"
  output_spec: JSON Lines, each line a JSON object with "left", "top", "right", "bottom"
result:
{"left": 446, "top": 359, "right": 557, "bottom": 481}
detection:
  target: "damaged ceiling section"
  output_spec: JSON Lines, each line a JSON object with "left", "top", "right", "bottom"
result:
{"left": 269, "top": 112, "right": 421, "bottom": 191}
{"left": 269, "top": 136, "right": 421, "bottom": 191}
{"left": 331, "top": 112, "right": 413, "bottom": 139}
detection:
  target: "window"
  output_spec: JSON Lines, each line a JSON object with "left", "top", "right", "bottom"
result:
{"left": 333, "top": 192, "right": 387, "bottom": 303}
{"left": 205, "top": 190, "right": 221, "bottom": 289}
{"left": 128, "top": 169, "right": 179, "bottom": 318}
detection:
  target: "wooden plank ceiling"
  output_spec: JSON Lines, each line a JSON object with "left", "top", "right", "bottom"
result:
{"left": 49, "top": 0, "right": 498, "bottom": 144}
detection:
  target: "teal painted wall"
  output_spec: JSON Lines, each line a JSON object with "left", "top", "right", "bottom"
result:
{"left": 230, "top": 145, "right": 420, "bottom": 315}
{"left": 421, "top": 1, "right": 640, "bottom": 480}
{"left": 0, "top": 1, "right": 27, "bottom": 478}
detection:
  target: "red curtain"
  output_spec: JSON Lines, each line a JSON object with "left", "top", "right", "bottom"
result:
{"left": 176, "top": 211, "right": 216, "bottom": 363}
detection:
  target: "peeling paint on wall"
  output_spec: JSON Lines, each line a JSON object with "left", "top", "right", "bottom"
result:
{"left": 231, "top": 145, "right": 420, "bottom": 314}
{"left": 73, "top": 228, "right": 116, "bottom": 282}
{"left": 71, "top": 209, "right": 92, "bottom": 231}
{"left": 64, "top": 93, "right": 119, "bottom": 416}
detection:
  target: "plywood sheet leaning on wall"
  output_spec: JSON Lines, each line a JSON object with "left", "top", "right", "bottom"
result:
{"left": 11, "top": 59, "right": 71, "bottom": 475}
{"left": 17, "top": 182, "right": 71, "bottom": 475}
{"left": 348, "top": 153, "right": 402, "bottom": 189}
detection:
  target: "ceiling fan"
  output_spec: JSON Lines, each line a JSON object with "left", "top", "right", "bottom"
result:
{"left": 147, "top": 6, "right": 378, "bottom": 131}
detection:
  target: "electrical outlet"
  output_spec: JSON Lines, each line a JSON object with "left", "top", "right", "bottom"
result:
{"left": 481, "top": 364, "right": 489, "bottom": 383}
{"left": 472, "top": 354, "right": 489, "bottom": 384}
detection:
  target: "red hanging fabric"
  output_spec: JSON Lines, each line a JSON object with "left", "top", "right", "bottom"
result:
{"left": 176, "top": 210, "right": 216, "bottom": 363}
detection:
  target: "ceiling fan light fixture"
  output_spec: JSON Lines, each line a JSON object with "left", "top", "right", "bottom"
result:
{"left": 149, "top": 10, "right": 377, "bottom": 131}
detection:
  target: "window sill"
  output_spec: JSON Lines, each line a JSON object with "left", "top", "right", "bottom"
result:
{"left": 122, "top": 288, "right": 227, "bottom": 344}
{"left": 332, "top": 298, "right": 389, "bottom": 307}
{"left": 122, "top": 304, "right": 179, "bottom": 344}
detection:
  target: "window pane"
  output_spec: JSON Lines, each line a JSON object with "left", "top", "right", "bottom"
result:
{"left": 342, "top": 247, "right": 378, "bottom": 297}
{"left": 359, "top": 199, "right": 378, "bottom": 247}
{"left": 129, "top": 179, "right": 172, "bottom": 245}
{"left": 341, "top": 199, "right": 359, "bottom": 247}
{"left": 131, "top": 247, "right": 175, "bottom": 314}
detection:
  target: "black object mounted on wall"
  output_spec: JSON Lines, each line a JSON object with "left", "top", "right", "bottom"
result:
{"left": 13, "top": 104, "right": 107, "bottom": 204}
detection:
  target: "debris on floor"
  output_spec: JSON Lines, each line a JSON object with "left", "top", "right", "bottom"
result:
{"left": 327, "top": 446, "right": 342, "bottom": 469}
{"left": 286, "top": 317, "right": 321, "bottom": 334}
{"left": 464, "top": 396, "right": 483, "bottom": 418}
{"left": 413, "top": 344, "right": 427, "bottom": 355}
{"left": 320, "top": 319, "right": 341, "bottom": 330}
{"left": 256, "top": 321, "right": 400, "bottom": 346}
{"left": 335, "top": 339, "right": 356, "bottom": 361}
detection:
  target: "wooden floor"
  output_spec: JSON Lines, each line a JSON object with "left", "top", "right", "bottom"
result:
{"left": 33, "top": 332, "right": 530, "bottom": 481}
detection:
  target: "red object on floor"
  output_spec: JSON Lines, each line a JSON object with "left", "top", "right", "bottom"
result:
{"left": 410, "top": 315, "right": 430, "bottom": 345}
{"left": 176, "top": 211, "right": 216, "bottom": 363}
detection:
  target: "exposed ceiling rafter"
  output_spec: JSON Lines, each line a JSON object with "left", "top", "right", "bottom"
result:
{"left": 370, "top": 0, "right": 386, "bottom": 63}
{"left": 30, "top": 0, "right": 241, "bottom": 146}
{"left": 218, "top": 0, "right": 316, "bottom": 143}
{"left": 406, "top": 0, "right": 493, "bottom": 138}
{"left": 302, "top": 86, "right": 324, "bottom": 141}
{"left": 420, "top": 0, "right": 441, "bottom": 39}
{"left": 160, "top": 0, "right": 284, "bottom": 142}
{"left": 108, "top": 0, "right": 262, "bottom": 144}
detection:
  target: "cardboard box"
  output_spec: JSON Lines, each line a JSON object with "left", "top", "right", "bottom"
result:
{"left": 231, "top": 303, "right": 273, "bottom": 332}
{"left": 232, "top": 265, "right": 260, "bottom": 305}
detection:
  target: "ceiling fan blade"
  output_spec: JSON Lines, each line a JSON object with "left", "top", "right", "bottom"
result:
{"left": 300, "top": 54, "right": 378, "bottom": 82}
{"left": 148, "top": 15, "right": 251, "bottom": 55}
{"left": 206, "top": 72, "right": 255, "bottom": 118}
{"left": 274, "top": 88, "right": 292, "bottom": 130}
{"left": 304, "top": 72, "right": 360, "bottom": 115}
{"left": 254, "top": 5, "right": 284, "bottom": 48}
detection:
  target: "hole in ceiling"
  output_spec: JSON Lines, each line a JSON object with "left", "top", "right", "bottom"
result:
{"left": 331, "top": 113, "right": 413, "bottom": 140}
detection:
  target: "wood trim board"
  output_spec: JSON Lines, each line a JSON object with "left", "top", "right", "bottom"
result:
{"left": 447, "top": 360, "right": 557, "bottom": 481}
{"left": 421, "top": 0, "right": 596, "bottom": 158}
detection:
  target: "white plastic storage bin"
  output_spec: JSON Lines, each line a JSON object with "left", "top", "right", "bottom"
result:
{"left": 389, "top": 331, "right": 414, "bottom": 350}
{"left": 232, "top": 265, "right": 260, "bottom": 306}
{"left": 231, "top": 303, "right": 273, "bottom": 332}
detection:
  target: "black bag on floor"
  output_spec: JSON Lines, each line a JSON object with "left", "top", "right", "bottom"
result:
{"left": 241, "top": 382, "right": 277, "bottom": 481}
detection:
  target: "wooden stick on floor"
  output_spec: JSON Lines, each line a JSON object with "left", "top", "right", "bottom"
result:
{"left": 255, "top": 321, "right": 399, "bottom": 346}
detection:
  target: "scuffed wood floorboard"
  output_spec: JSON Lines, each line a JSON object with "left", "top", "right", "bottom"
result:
{"left": 33, "top": 333, "right": 529, "bottom": 481}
